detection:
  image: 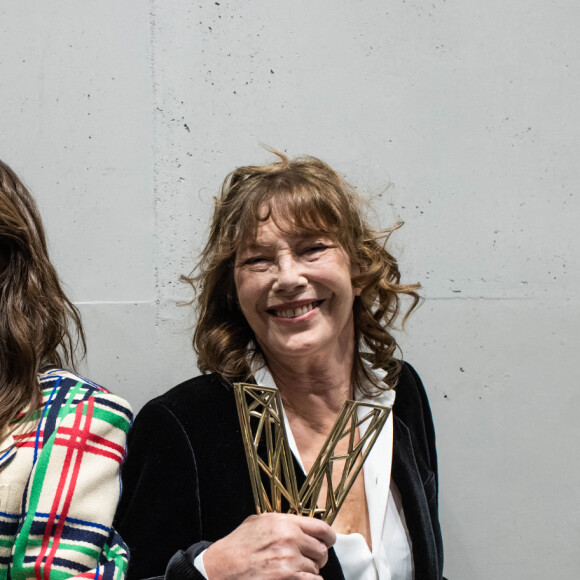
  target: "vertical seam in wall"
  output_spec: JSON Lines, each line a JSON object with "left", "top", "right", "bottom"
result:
{"left": 150, "top": 0, "right": 161, "bottom": 363}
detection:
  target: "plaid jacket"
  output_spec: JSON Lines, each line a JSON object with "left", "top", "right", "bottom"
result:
{"left": 0, "top": 369, "right": 132, "bottom": 580}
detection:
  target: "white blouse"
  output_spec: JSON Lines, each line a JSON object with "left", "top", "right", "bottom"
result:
{"left": 196, "top": 367, "right": 414, "bottom": 580}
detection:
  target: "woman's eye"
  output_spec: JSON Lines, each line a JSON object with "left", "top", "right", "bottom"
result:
{"left": 305, "top": 244, "right": 328, "bottom": 254}
{"left": 244, "top": 256, "right": 269, "bottom": 267}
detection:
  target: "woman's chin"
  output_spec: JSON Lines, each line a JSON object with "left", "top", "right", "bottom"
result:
{"left": 267, "top": 342, "right": 315, "bottom": 360}
{"left": 263, "top": 334, "right": 339, "bottom": 365}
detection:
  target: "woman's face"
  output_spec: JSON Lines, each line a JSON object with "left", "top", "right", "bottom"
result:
{"left": 234, "top": 217, "right": 360, "bottom": 366}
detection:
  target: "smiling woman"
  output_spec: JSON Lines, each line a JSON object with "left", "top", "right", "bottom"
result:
{"left": 188, "top": 152, "right": 420, "bottom": 396}
{"left": 115, "top": 152, "right": 446, "bottom": 580}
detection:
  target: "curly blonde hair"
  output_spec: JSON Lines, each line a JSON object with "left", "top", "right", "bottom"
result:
{"left": 182, "top": 151, "right": 420, "bottom": 394}
{"left": 0, "top": 160, "right": 86, "bottom": 436}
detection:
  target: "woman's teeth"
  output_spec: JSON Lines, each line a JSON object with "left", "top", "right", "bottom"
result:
{"left": 274, "top": 301, "right": 318, "bottom": 318}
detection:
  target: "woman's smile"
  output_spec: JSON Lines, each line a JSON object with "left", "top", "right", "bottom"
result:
{"left": 267, "top": 299, "right": 324, "bottom": 320}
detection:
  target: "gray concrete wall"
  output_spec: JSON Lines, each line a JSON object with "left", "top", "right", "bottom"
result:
{"left": 1, "top": 1, "right": 578, "bottom": 578}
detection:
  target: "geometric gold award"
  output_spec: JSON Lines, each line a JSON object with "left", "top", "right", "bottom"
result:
{"left": 233, "top": 382, "right": 390, "bottom": 525}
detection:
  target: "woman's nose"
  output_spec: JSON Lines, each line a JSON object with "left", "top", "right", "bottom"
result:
{"left": 273, "top": 255, "right": 307, "bottom": 292}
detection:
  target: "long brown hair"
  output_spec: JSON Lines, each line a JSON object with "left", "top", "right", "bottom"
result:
{"left": 0, "top": 160, "right": 86, "bottom": 437}
{"left": 182, "top": 151, "right": 421, "bottom": 395}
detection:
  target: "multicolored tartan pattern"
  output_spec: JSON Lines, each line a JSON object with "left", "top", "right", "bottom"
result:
{"left": 0, "top": 369, "right": 132, "bottom": 580}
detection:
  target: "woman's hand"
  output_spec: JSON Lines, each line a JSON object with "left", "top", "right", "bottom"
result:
{"left": 203, "top": 512, "right": 336, "bottom": 580}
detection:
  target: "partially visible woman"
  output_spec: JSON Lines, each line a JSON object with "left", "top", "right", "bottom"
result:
{"left": 0, "top": 160, "right": 132, "bottom": 579}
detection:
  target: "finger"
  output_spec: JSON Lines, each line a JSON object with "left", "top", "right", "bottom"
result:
{"left": 298, "top": 534, "right": 329, "bottom": 569}
{"left": 296, "top": 517, "right": 336, "bottom": 548}
{"left": 295, "top": 554, "right": 320, "bottom": 577}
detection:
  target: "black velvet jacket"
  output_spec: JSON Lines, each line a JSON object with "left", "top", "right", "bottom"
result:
{"left": 114, "top": 362, "right": 445, "bottom": 580}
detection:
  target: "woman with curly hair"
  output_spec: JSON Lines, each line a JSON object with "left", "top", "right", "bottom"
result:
{"left": 0, "top": 160, "right": 132, "bottom": 579}
{"left": 116, "top": 152, "right": 445, "bottom": 580}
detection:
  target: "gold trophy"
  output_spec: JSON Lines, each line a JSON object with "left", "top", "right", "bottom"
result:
{"left": 234, "top": 382, "right": 390, "bottom": 524}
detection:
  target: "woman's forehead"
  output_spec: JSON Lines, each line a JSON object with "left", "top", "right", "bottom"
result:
{"left": 237, "top": 218, "right": 329, "bottom": 249}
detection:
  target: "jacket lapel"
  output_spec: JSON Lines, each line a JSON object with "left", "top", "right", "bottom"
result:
{"left": 391, "top": 415, "right": 439, "bottom": 580}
